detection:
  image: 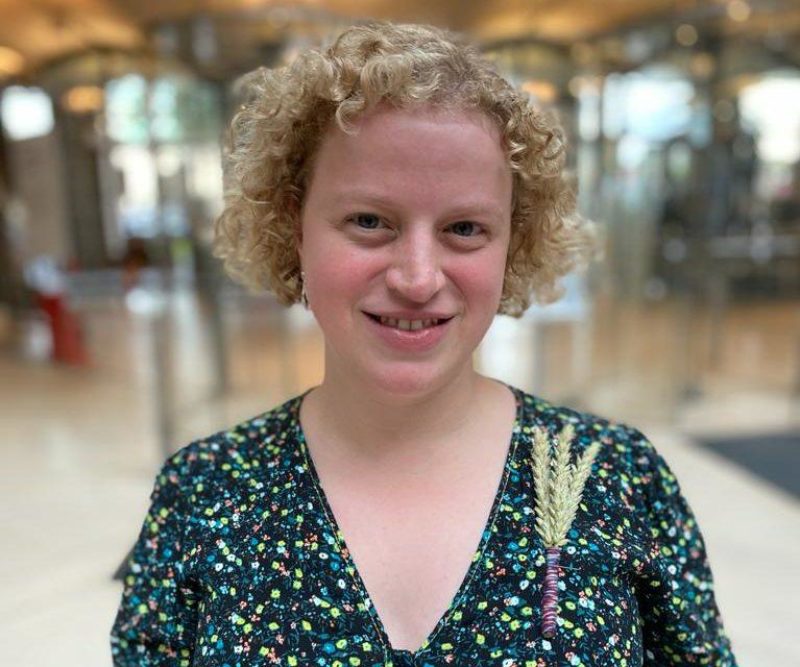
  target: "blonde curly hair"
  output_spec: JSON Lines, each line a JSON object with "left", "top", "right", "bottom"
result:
{"left": 214, "top": 21, "right": 596, "bottom": 317}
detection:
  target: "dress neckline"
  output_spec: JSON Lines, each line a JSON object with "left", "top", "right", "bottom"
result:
{"left": 289, "top": 382, "right": 524, "bottom": 659}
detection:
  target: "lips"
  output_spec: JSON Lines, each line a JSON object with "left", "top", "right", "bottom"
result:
{"left": 362, "top": 311, "right": 455, "bottom": 351}
{"left": 364, "top": 313, "right": 452, "bottom": 331}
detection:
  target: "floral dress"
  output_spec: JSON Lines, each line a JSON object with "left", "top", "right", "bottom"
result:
{"left": 110, "top": 385, "right": 738, "bottom": 666}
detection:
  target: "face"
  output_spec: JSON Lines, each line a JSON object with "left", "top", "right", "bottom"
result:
{"left": 298, "top": 105, "right": 513, "bottom": 397}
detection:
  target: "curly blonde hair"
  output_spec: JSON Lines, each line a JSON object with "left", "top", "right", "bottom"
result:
{"left": 214, "top": 21, "right": 596, "bottom": 317}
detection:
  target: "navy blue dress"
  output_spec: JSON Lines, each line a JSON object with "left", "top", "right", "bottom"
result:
{"left": 110, "top": 385, "right": 738, "bottom": 666}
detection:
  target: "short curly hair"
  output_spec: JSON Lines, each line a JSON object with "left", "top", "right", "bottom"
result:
{"left": 214, "top": 21, "right": 596, "bottom": 317}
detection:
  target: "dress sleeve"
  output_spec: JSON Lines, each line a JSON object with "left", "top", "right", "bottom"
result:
{"left": 629, "top": 433, "right": 738, "bottom": 666}
{"left": 110, "top": 454, "right": 199, "bottom": 666}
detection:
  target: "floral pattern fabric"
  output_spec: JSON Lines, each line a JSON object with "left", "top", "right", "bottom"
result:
{"left": 110, "top": 385, "right": 738, "bottom": 666}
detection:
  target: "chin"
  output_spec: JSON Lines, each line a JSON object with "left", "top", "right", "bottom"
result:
{"left": 358, "top": 358, "right": 466, "bottom": 400}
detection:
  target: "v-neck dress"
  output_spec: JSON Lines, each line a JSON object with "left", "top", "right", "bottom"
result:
{"left": 110, "top": 385, "right": 738, "bottom": 666}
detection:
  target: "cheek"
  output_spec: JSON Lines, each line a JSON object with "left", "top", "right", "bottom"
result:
{"left": 449, "top": 251, "right": 508, "bottom": 308}
{"left": 305, "top": 243, "right": 382, "bottom": 304}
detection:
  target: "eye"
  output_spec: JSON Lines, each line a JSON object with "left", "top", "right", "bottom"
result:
{"left": 448, "top": 221, "right": 483, "bottom": 237}
{"left": 348, "top": 213, "right": 384, "bottom": 230}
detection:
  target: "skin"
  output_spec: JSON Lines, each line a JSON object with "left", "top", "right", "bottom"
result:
{"left": 297, "top": 103, "right": 514, "bottom": 434}
{"left": 296, "top": 104, "right": 518, "bottom": 650}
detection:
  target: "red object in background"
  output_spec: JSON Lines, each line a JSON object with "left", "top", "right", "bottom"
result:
{"left": 36, "top": 293, "right": 89, "bottom": 366}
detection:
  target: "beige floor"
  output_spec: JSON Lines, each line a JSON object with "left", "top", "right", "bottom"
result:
{"left": 1, "top": 289, "right": 799, "bottom": 666}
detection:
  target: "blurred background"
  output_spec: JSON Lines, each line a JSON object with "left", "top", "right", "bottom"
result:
{"left": 0, "top": 1, "right": 798, "bottom": 665}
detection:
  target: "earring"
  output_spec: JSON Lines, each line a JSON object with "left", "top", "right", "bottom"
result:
{"left": 300, "top": 270, "right": 309, "bottom": 308}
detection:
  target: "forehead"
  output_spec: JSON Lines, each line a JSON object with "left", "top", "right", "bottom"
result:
{"left": 322, "top": 104, "right": 504, "bottom": 157}
{"left": 305, "top": 105, "right": 511, "bottom": 206}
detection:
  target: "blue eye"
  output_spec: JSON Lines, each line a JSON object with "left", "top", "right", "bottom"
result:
{"left": 450, "top": 221, "right": 481, "bottom": 237}
{"left": 351, "top": 213, "right": 382, "bottom": 230}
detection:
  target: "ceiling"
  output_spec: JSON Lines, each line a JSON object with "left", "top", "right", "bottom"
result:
{"left": 0, "top": 0, "right": 798, "bottom": 80}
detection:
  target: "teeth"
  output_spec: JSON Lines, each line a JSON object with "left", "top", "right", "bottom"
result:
{"left": 379, "top": 316, "right": 440, "bottom": 330}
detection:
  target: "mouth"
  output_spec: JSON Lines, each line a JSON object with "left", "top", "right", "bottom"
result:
{"left": 364, "top": 312, "right": 454, "bottom": 331}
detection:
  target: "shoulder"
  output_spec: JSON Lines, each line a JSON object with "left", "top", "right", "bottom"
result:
{"left": 510, "top": 385, "right": 665, "bottom": 493}
{"left": 155, "top": 393, "right": 305, "bottom": 500}
{"left": 510, "top": 385, "right": 690, "bottom": 539}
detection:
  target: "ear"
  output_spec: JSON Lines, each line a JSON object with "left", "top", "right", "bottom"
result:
{"left": 287, "top": 192, "right": 304, "bottom": 256}
{"left": 294, "top": 220, "right": 304, "bottom": 261}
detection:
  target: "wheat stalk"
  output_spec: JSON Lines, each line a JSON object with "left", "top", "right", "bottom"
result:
{"left": 530, "top": 424, "right": 601, "bottom": 638}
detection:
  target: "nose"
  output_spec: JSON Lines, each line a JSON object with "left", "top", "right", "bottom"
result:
{"left": 384, "top": 227, "right": 445, "bottom": 304}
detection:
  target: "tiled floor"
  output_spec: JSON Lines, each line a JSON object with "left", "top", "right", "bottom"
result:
{"left": 1, "top": 289, "right": 798, "bottom": 666}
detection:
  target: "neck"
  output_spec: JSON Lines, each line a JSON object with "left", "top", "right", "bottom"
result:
{"left": 303, "top": 361, "right": 493, "bottom": 465}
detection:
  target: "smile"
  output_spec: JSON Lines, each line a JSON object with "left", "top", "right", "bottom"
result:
{"left": 363, "top": 311, "right": 454, "bottom": 351}
{"left": 367, "top": 315, "right": 446, "bottom": 331}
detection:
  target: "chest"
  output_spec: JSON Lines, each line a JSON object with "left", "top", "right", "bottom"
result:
{"left": 188, "top": 454, "right": 645, "bottom": 667}
{"left": 322, "top": 468, "right": 505, "bottom": 652}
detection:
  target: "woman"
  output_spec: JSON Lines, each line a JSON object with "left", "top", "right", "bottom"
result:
{"left": 111, "top": 22, "right": 738, "bottom": 666}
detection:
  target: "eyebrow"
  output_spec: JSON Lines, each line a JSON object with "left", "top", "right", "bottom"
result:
{"left": 329, "top": 190, "right": 396, "bottom": 209}
{"left": 328, "top": 189, "right": 507, "bottom": 220}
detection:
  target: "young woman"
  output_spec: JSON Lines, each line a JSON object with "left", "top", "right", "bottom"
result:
{"left": 111, "top": 22, "right": 738, "bottom": 667}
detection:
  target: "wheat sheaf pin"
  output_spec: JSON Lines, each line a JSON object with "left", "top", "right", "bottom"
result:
{"left": 530, "top": 424, "right": 601, "bottom": 639}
